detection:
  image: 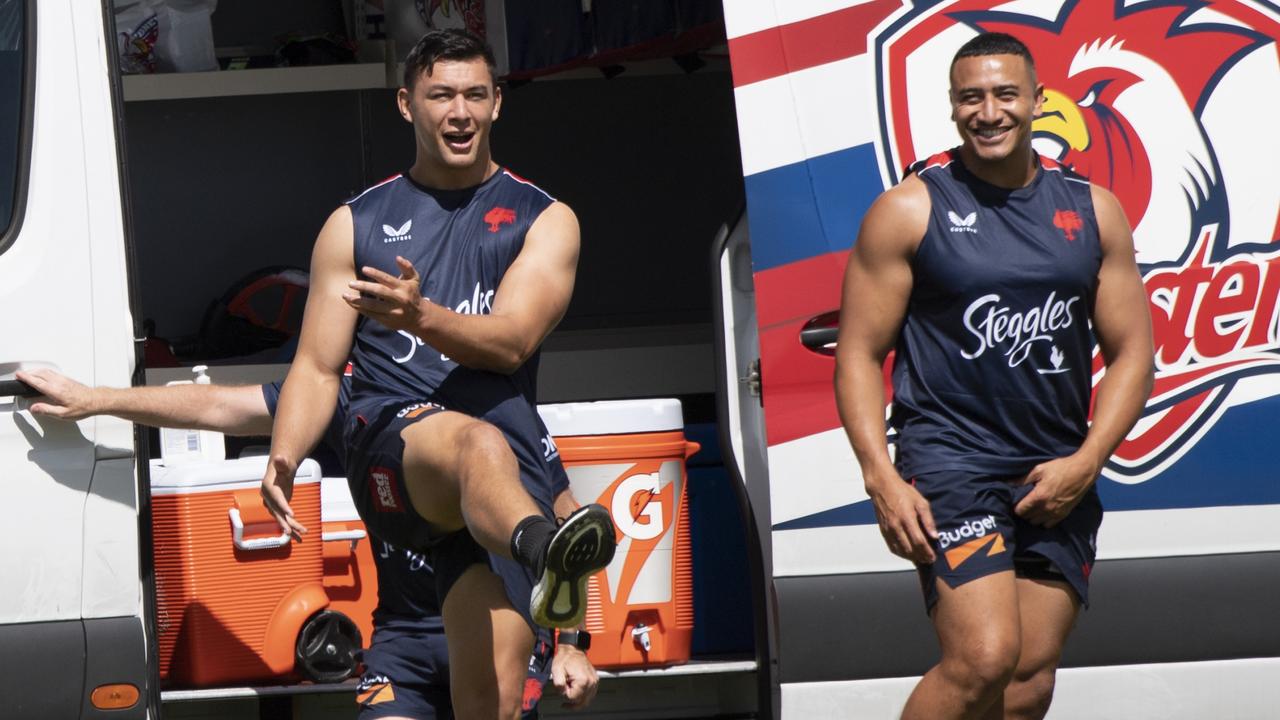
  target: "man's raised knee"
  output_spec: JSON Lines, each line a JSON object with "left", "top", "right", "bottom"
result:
{"left": 457, "top": 420, "right": 512, "bottom": 465}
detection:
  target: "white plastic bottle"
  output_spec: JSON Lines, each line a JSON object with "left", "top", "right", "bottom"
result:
{"left": 159, "top": 365, "right": 227, "bottom": 466}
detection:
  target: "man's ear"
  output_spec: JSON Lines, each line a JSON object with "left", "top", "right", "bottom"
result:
{"left": 492, "top": 84, "right": 502, "bottom": 122}
{"left": 396, "top": 87, "right": 413, "bottom": 123}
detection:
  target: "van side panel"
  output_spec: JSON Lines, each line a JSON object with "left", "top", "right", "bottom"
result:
{"left": 82, "top": 616, "right": 147, "bottom": 719}
{"left": 722, "top": 0, "right": 1280, "bottom": 709}
{"left": 0, "top": 0, "right": 144, "bottom": 716}
{"left": 0, "top": 621, "right": 86, "bottom": 719}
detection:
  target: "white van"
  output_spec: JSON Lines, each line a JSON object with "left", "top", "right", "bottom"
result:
{"left": 0, "top": 1, "right": 150, "bottom": 718}
{"left": 3, "top": 1, "right": 1279, "bottom": 718}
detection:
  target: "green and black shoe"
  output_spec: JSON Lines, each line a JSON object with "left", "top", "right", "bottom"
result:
{"left": 530, "top": 504, "right": 616, "bottom": 628}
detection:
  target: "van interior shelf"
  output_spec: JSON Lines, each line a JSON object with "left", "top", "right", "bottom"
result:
{"left": 159, "top": 659, "right": 758, "bottom": 702}
{"left": 120, "top": 56, "right": 732, "bottom": 102}
{"left": 121, "top": 63, "right": 392, "bottom": 102}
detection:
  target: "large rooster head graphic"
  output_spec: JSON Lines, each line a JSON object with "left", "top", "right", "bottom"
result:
{"left": 877, "top": 0, "right": 1280, "bottom": 265}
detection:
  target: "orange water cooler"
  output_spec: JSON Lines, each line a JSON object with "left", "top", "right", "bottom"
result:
{"left": 320, "top": 476, "right": 377, "bottom": 647}
{"left": 539, "top": 399, "right": 699, "bottom": 669}
{"left": 150, "top": 456, "right": 328, "bottom": 687}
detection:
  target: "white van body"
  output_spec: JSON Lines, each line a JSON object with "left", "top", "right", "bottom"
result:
{"left": 0, "top": 0, "right": 150, "bottom": 718}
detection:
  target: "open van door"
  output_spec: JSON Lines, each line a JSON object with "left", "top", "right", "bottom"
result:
{"left": 0, "top": 1, "right": 149, "bottom": 718}
{"left": 722, "top": 0, "right": 1280, "bottom": 716}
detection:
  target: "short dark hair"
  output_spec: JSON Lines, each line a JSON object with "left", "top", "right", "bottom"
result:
{"left": 950, "top": 32, "right": 1036, "bottom": 81}
{"left": 402, "top": 28, "right": 497, "bottom": 89}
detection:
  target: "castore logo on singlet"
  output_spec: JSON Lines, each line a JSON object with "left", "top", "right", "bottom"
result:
{"left": 382, "top": 219, "right": 413, "bottom": 243}
{"left": 948, "top": 210, "right": 977, "bottom": 233}
{"left": 961, "top": 291, "right": 1078, "bottom": 373}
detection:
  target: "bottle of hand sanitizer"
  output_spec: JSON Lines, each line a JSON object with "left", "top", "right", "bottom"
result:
{"left": 159, "top": 365, "right": 227, "bottom": 465}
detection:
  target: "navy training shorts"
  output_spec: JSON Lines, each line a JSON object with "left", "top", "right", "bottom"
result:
{"left": 911, "top": 469, "right": 1103, "bottom": 613}
{"left": 356, "top": 623, "right": 554, "bottom": 719}
{"left": 344, "top": 399, "right": 546, "bottom": 630}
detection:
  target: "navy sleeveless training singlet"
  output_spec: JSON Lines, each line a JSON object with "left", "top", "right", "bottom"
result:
{"left": 891, "top": 149, "right": 1102, "bottom": 477}
{"left": 343, "top": 169, "right": 556, "bottom": 478}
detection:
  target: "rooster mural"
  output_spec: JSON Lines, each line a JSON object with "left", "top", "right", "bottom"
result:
{"left": 964, "top": 0, "right": 1275, "bottom": 264}
{"left": 880, "top": 0, "right": 1280, "bottom": 264}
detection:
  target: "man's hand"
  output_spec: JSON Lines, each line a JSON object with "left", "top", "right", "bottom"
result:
{"left": 866, "top": 472, "right": 938, "bottom": 564}
{"left": 343, "top": 256, "right": 428, "bottom": 334}
{"left": 550, "top": 644, "right": 598, "bottom": 709}
{"left": 260, "top": 455, "right": 307, "bottom": 538}
{"left": 1015, "top": 453, "right": 1099, "bottom": 527}
{"left": 15, "top": 368, "right": 99, "bottom": 420}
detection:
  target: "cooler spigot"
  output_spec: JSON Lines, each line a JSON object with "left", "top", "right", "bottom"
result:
{"left": 632, "top": 623, "right": 652, "bottom": 652}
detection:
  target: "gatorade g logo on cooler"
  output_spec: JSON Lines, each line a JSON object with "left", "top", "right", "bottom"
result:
{"left": 597, "top": 460, "right": 676, "bottom": 604}
{"left": 611, "top": 472, "right": 664, "bottom": 541}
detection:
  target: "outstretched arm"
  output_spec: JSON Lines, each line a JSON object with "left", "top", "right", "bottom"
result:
{"left": 834, "top": 176, "right": 937, "bottom": 564}
{"left": 1015, "top": 186, "right": 1154, "bottom": 526}
{"left": 17, "top": 368, "right": 272, "bottom": 435}
{"left": 261, "top": 206, "right": 359, "bottom": 536}
{"left": 344, "top": 202, "right": 580, "bottom": 374}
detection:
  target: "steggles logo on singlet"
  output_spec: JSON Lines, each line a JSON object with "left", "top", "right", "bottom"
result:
{"left": 392, "top": 282, "right": 496, "bottom": 364}
{"left": 382, "top": 219, "right": 413, "bottom": 243}
{"left": 948, "top": 210, "right": 978, "bottom": 233}
{"left": 962, "top": 291, "right": 1078, "bottom": 374}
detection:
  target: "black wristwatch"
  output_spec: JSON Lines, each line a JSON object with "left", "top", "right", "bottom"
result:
{"left": 557, "top": 629, "right": 591, "bottom": 651}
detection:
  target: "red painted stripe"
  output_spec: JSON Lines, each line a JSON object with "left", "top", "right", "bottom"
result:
{"left": 728, "top": 0, "right": 901, "bottom": 88}
{"left": 754, "top": 251, "right": 849, "bottom": 329}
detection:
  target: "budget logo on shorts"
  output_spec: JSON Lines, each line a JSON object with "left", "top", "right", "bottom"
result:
{"left": 396, "top": 402, "right": 438, "bottom": 420}
{"left": 369, "top": 466, "right": 404, "bottom": 512}
{"left": 355, "top": 673, "right": 396, "bottom": 706}
{"left": 938, "top": 515, "right": 1005, "bottom": 569}
{"left": 938, "top": 514, "right": 999, "bottom": 550}
{"left": 875, "top": 0, "right": 1280, "bottom": 488}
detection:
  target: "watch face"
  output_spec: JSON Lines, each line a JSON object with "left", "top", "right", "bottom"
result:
{"left": 560, "top": 630, "right": 590, "bottom": 650}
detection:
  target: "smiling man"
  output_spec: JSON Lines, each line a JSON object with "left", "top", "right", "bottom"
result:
{"left": 835, "top": 33, "right": 1153, "bottom": 720}
{"left": 260, "top": 29, "right": 615, "bottom": 719}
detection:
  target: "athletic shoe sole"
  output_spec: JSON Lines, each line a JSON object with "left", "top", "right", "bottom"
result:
{"left": 530, "top": 504, "right": 617, "bottom": 628}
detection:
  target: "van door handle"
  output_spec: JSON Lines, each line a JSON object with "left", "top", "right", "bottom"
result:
{"left": 799, "top": 311, "right": 840, "bottom": 355}
{"left": 0, "top": 379, "right": 39, "bottom": 397}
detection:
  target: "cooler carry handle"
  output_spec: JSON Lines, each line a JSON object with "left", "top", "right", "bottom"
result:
{"left": 229, "top": 486, "right": 293, "bottom": 548}
{"left": 228, "top": 507, "right": 292, "bottom": 551}
{"left": 322, "top": 529, "right": 367, "bottom": 543}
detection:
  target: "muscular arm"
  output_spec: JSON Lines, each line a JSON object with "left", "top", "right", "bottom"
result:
{"left": 346, "top": 201, "right": 580, "bottom": 374}
{"left": 262, "top": 206, "right": 359, "bottom": 534}
{"left": 17, "top": 368, "right": 272, "bottom": 435}
{"left": 1014, "top": 186, "right": 1154, "bottom": 526}
{"left": 833, "top": 177, "right": 937, "bottom": 563}
{"left": 1077, "top": 187, "right": 1155, "bottom": 466}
